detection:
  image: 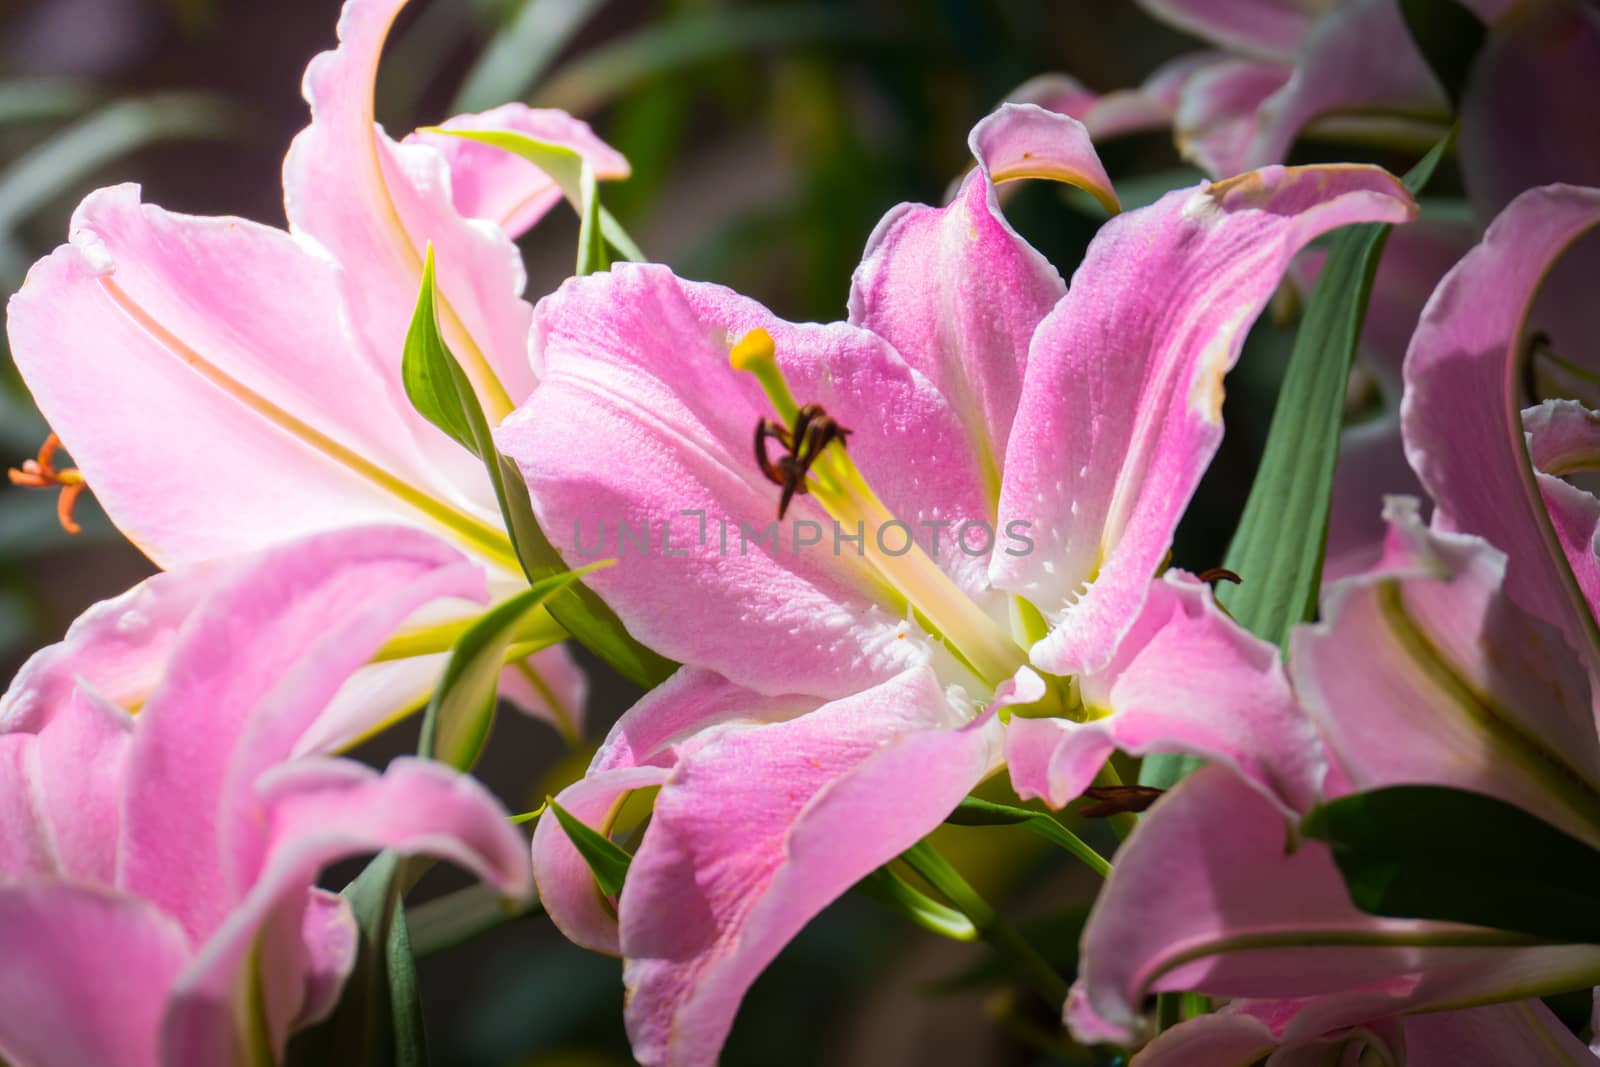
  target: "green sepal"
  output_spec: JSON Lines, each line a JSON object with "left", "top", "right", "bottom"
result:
{"left": 547, "top": 797, "right": 633, "bottom": 898}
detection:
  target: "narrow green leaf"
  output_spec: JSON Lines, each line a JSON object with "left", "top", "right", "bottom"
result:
{"left": 945, "top": 797, "right": 1111, "bottom": 877}
{"left": 417, "top": 567, "right": 598, "bottom": 770}
{"left": 856, "top": 866, "right": 977, "bottom": 941}
{"left": 284, "top": 853, "right": 428, "bottom": 1066}
{"left": 401, "top": 250, "right": 678, "bottom": 688}
{"left": 574, "top": 161, "right": 608, "bottom": 277}
{"left": 547, "top": 797, "right": 633, "bottom": 897}
{"left": 417, "top": 126, "right": 644, "bottom": 263}
{"left": 1303, "top": 785, "right": 1600, "bottom": 942}
{"left": 1142, "top": 132, "right": 1454, "bottom": 792}
{"left": 1400, "top": 0, "right": 1488, "bottom": 110}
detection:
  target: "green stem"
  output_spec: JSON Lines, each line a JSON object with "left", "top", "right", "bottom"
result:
{"left": 899, "top": 841, "right": 1069, "bottom": 1009}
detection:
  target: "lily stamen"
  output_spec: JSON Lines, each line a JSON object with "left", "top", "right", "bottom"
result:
{"left": 8, "top": 433, "right": 86, "bottom": 534}
{"left": 731, "top": 328, "right": 1027, "bottom": 688}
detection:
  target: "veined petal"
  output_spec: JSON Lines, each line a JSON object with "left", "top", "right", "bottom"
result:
{"left": 1172, "top": 57, "right": 1292, "bottom": 178}
{"left": 160, "top": 757, "right": 530, "bottom": 1066}
{"left": 1404, "top": 1000, "right": 1600, "bottom": 1066}
{"left": 500, "top": 263, "right": 994, "bottom": 698}
{"left": 996, "top": 163, "right": 1415, "bottom": 677}
{"left": 1067, "top": 765, "right": 1600, "bottom": 1048}
{"left": 1136, "top": 0, "right": 1321, "bottom": 62}
{"left": 619, "top": 668, "right": 1001, "bottom": 1067}
{"left": 3, "top": 185, "right": 501, "bottom": 568}
{"left": 118, "top": 526, "right": 485, "bottom": 941}
{"left": 1461, "top": 0, "right": 1600, "bottom": 222}
{"left": 408, "top": 104, "right": 630, "bottom": 239}
{"left": 1009, "top": 54, "right": 1219, "bottom": 143}
{"left": 1291, "top": 499, "right": 1600, "bottom": 845}
{"left": 284, "top": 0, "right": 536, "bottom": 418}
{"left": 0, "top": 884, "right": 191, "bottom": 1067}
{"left": 1239, "top": 0, "right": 1445, "bottom": 172}
{"left": 1129, "top": 1011, "right": 1278, "bottom": 1067}
{"left": 1401, "top": 184, "right": 1600, "bottom": 658}
{"left": 1007, "top": 572, "right": 1322, "bottom": 814}
{"left": 848, "top": 105, "right": 1076, "bottom": 502}
{"left": 532, "top": 668, "right": 810, "bottom": 955}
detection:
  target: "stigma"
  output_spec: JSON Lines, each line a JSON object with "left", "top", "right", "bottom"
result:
{"left": 8, "top": 434, "right": 86, "bottom": 534}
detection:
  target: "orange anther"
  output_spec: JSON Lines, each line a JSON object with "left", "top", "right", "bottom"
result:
{"left": 7, "top": 433, "right": 86, "bottom": 534}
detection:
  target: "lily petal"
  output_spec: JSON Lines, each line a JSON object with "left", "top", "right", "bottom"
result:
{"left": 1136, "top": 0, "right": 1320, "bottom": 62}
{"left": 118, "top": 526, "right": 485, "bottom": 940}
{"left": 3, "top": 185, "right": 489, "bottom": 567}
{"left": 0, "top": 884, "right": 191, "bottom": 1067}
{"left": 408, "top": 104, "right": 631, "bottom": 239}
{"left": 160, "top": 756, "right": 530, "bottom": 1066}
{"left": 1460, "top": 0, "right": 1600, "bottom": 222}
{"left": 619, "top": 667, "right": 1001, "bottom": 1066}
{"left": 1009, "top": 54, "right": 1220, "bottom": 143}
{"left": 1401, "top": 184, "right": 1600, "bottom": 657}
{"left": 1291, "top": 498, "right": 1600, "bottom": 845}
{"left": 1403, "top": 999, "right": 1600, "bottom": 1066}
{"left": 500, "top": 262, "right": 992, "bottom": 697}
{"left": 1172, "top": 57, "right": 1292, "bottom": 178}
{"left": 996, "top": 163, "right": 1415, "bottom": 677}
{"left": 1239, "top": 0, "right": 1444, "bottom": 172}
{"left": 284, "top": 0, "right": 537, "bottom": 417}
{"left": 1007, "top": 571, "right": 1322, "bottom": 814}
{"left": 532, "top": 668, "right": 810, "bottom": 955}
{"left": 848, "top": 105, "right": 1076, "bottom": 502}
{"left": 1067, "top": 765, "right": 1600, "bottom": 1047}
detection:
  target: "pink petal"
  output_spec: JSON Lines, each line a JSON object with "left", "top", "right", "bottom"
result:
{"left": 1136, "top": 0, "right": 1321, "bottom": 61}
{"left": 500, "top": 262, "right": 994, "bottom": 698}
{"left": 847, "top": 106, "right": 1073, "bottom": 503}
{"left": 408, "top": 104, "right": 630, "bottom": 239}
{"left": 4, "top": 185, "right": 479, "bottom": 567}
{"left": 1067, "top": 765, "right": 1600, "bottom": 1047}
{"left": 118, "top": 526, "right": 485, "bottom": 941}
{"left": 1008, "top": 54, "right": 1216, "bottom": 142}
{"left": 1401, "top": 184, "right": 1600, "bottom": 655}
{"left": 1007, "top": 571, "right": 1322, "bottom": 814}
{"left": 0, "top": 884, "right": 191, "bottom": 1067}
{"left": 161, "top": 756, "right": 530, "bottom": 1065}
{"left": 1128, "top": 1012, "right": 1277, "bottom": 1066}
{"left": 1238, "top": 0, "right": 1445, "bottom": 171}
{"left": 294, "top": 888, "right": 358, "bottom": 1029}
{"left": 1460, "top": 1, "right": 1600, "bottom": 222}
{"left": 1291, "top": 499, "right": 1600, "bottom": 845}
{"left": 1404, "top": 1000, "right": 1600, "bottom": 1065}
{"left": 284, "top": 0, "right": 538, "bottom": 416}
{"left": 995, "top": 163, "right": 1415, "bottom": 677}
{"left": 532, "top": 668, "right": 810, "bottom": 955}
{"left": 619, "top": 668, "right": 1001, "bottom": 1066}
{"left": 1172, "top": 57, "right": 1292, "bottom": 178}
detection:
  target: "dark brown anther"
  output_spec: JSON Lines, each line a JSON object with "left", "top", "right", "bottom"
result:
{"left": 750, "top": 403, "right": 853, "bottom": 519}
{"left": 1197, "top": 567, "right": 1242, "bottom": 586}
{"left": 1078, "top": 784, "right": 1165, "bottom": 818}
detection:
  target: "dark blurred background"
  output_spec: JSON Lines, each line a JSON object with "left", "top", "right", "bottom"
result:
{"left": 0, "top": 2, "right": 1282, "bottom": 1064}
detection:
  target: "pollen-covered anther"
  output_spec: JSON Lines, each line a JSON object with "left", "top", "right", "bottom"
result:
{"left": 8, "top": 433, "right": 86, "bottom": 534}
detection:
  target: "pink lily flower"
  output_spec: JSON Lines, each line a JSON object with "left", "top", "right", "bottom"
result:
{"left": 1029, "top": 0, "right": 1600, "bottom": 212}
{"left": 505, "top": 103, "right": 1415, "bottom": 1063}
{"left": 3, "top": 0, "right": 626, "bottom": 747}
{"left": 0, "top": 524, "right": 532, "bottom": 1067}
{"left": 1067, "top": 183, "right": 1600, "bottom": 1054}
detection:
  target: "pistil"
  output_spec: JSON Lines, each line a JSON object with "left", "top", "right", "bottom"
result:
{"left": 732, "top": 329, "right": 1028, "bottom": 689}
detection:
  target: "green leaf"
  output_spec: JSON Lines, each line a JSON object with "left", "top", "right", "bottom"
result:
{"left": 417, "top": 127, "right": 645, "bottom": 264}
{"left": 855, "top": 866, "right": 976, "bottom": 941}
{"left": 1142, "top": 131, "right": 1455, "bottom": 792}
{"left": 1400, "top": 0, "right": 1488, "bottom": 110}
{"left": 417, "top": 567, "right": 598, "bottom": 770}
{"left": 944, "top": 797, "right": 1111, "bottom": 877}
{"left": 547, "top": 798, "right": 633, "bottom": 898}
{"left": 1303, "top": 785, "right": 1600, "bottom": 942}
{"left": 575, "top": 161, "right": 608, "bottom": 277}
{"left": 401, "top": 249, "right": 677, "bottom": 689}
{"left": 285, "top": 853, "right": 429, "bottom": 1067}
